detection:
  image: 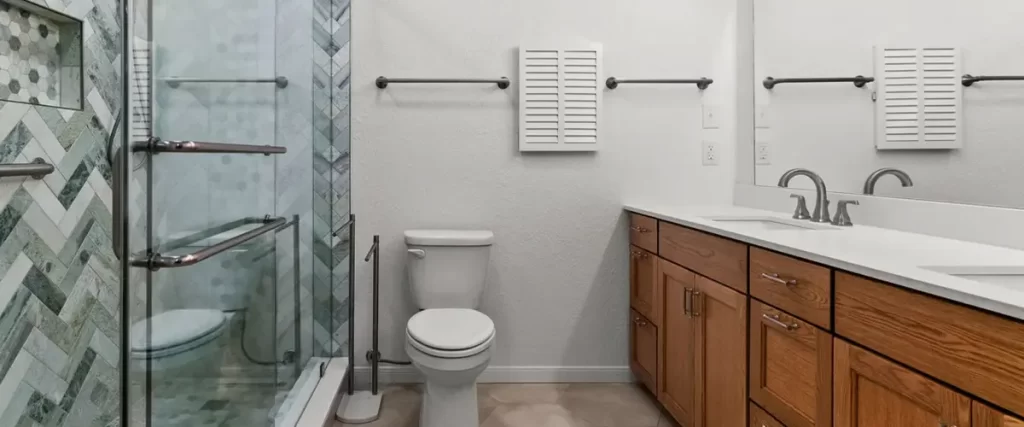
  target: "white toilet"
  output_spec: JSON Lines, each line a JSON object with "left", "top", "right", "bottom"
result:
{"left": 404, "top": 229, "right": 496, "bottom": 427}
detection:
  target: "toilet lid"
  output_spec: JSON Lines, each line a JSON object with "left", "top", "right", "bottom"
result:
{"left": 407, "top": 309, "right": 495, "bottom": 351}
{"left": 131, "top": 309, "right": 227, "bottom": 351}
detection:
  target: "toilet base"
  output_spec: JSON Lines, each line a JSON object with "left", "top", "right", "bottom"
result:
{"left": 421, "top": 381, "right": 479, "bottom": 427}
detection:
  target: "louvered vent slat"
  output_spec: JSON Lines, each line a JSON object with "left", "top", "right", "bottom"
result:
{"left": 875, "top": 46, "right": 963, "bottom": 150}
{"left": 519, "top": 46, "right": 602, "bottom": 151}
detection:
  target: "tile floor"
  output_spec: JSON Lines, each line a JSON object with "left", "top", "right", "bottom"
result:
{"left": 336, "top": 383, "right": 680, "bottom": 427}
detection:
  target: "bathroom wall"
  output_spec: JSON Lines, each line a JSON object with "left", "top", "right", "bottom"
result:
{"left": 751, "top": 0, "right": 1024, "bottom": 209}
{"left": 0, "top": 0, "right": 122, "bottom": 425}
{"left": 352, "top": 0, "right": 738, "bottom": 379}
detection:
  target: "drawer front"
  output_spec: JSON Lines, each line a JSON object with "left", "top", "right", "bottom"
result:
{"left": 750, "top": 300, "right": 832, "bottom": 427}
{"left": 751, "top": 402, "right": 788, "bottom": 427}
{"left": 630, "top": 309, "right": 658, "bottom": 392}
{"left": 630, "top": 213, "right": 658, "bottom": 253}
{"left": 659, "top": 222, "right": 748, "bottom": 293}
{"left": 750, "top": 248, "right": 831, "bottom": 329}
{"left": 835, "top": 272, "right": 1024, "bottom": 416}
{"left": 629, "top": 246, "right": 660, "bottom": 325}
{"left": 974, "top": 402, "right": 1024, "bottom": 427}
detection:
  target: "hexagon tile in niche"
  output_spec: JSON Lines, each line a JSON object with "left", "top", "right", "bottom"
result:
{"left": 0, "top": 2, "right": 61, "bottom": 106}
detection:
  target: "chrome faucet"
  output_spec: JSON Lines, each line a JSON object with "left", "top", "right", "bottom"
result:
{"left": 863, "top": 168, "right": 913, "bottom": 195}
{"left": 778, "top": 169, "right": 831, "bottom": 223}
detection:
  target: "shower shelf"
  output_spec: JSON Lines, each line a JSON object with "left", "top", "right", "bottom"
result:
{"left": 132, "top": 137, "right": 287, "bottom": 155}
{"left": 130, "top": 216, "right": 289, "bottom": 271}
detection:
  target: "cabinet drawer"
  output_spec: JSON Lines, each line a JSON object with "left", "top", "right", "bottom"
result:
{"left": 629, "top": 246, "right": 660, "bottom": 325}
{"left": 630, "top": 309, "right": 658, "bottom": 393}
{"left": 835, "top": 272, "right": 1024, "bottom": 416}
{"left": 974, "top": 401, "right": 1024, "bottom": 427}
{"left": 750, "top": 248, "right": 831, "bottom": 329}
{"left": 629, "top": 213, "right": 658, "bottom": 253}
{"left": 659, "top": 222, "right": 748, "bottom": 293}
{"left": 751, "top": 402, "right": 788, "bottom": 427}
{"left": 750, "top": 300, "right": 832, "bottom": 427}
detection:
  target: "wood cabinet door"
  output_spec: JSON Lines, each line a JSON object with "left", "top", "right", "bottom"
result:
{"left": 974, "top": 402, "right": 1024, "bottom": 427}
{"left": 630, "top": 245, "right": 660, "bottom": 325}
{"left": 658, "top": 258, "right": 697, "bottom": 427}
{"left": 834, "top": 339, "right": 971, "bottom": 427}
{"left": 750, "top": 300, "right": 832, "bottom": 427}
{"left": 630, "top": 309, "right": 658, "bottom": 392}
{"left": 694, "top": 275, "right": 747, "bottom": 427}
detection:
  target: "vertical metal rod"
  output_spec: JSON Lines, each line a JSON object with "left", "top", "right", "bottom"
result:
{"left": 292, "top": 215, "right": 301, "bottom": 379}
{"left": 371, "top": 234, "right": 380, "bottom": 395}
{"left": 346, "top": 215, "right": 355, "bottom": 395}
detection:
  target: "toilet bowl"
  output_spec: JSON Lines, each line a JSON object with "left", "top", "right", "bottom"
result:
{"left": 130, "top": 309, "right": 231, "bottom": 374}
{"left": 405, "top": 308, "right": 495, "bottom": 427}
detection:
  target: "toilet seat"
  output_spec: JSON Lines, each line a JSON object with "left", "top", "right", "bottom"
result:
{"left": 407, "top": 309, "right": 495, "bottom": 358}
{"left": 130, "top": 309, "right": 228, "bottom": 358}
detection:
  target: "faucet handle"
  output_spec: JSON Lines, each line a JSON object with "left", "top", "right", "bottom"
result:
{"left": 789, "top": 194, "right": 811, "bottom": 220}
{"left": 832, "top": 200, "right": 859, "bottom": 227}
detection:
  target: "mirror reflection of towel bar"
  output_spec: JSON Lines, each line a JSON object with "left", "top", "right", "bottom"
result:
{"left": 763, "top": 75, "right": 874, "bottom": 89}
{"left": 161, "top": 76, "right": 289, "bottom": 88}
{"left": 962, "top": 74, "right": 1024, "bottom": 87}
{"left": 129, "top": 216, "right": 289, "bottom": 271}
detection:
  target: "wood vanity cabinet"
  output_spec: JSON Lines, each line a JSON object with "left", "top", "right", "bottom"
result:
{"left": 629, "top": 245, "right": 660, "bottom": 325}
{"left": 975, "top": 402, "right": 1024, "bottom": 427}
{"left": 658, "top": 259, "right": 697, "bottom": 425}
{"left": 630, "top": 309, "right": 658, "bottom": 393}
{"left": 833, "top": 339, "right": 971, "bottom": 427}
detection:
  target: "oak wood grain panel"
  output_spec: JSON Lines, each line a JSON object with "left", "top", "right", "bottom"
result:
{"left": 659, "top": 222, "right": 748, "bottom": 293}
{"left": 833, "top": 339, "right": 971, "bottom": 427}
{"left": 629, "top": 246, "right": 660, "bottom": 326}
{"left": 630, "top": 213, "right": 658, "bottom": 253}
{"left": 630, "top": 309, "right": 658, "bottom": 393}
{"left": 974, "top": 401, "right": 1024, "bottom": 427}
{"left": 695, "top": 275, "right": 748, "bottom": 427}
{"left": 835, "top": 272, "right": 1024, "bottom": 416}
{"left": 750, "top": 301, "right": 832, "bottom": 427}
{"left": 751, "top": 402, "right": 788, "bottom": 427}
{"left": 658, "top": 259, "right": 696, "bottom": 427}
{"left": 750, "top": 248, "right": 831, "bottom": 329}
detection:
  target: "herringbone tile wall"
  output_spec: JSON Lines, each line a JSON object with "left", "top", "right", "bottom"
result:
{"left": 0, "top": 0, "right": 122, "bottom": 425}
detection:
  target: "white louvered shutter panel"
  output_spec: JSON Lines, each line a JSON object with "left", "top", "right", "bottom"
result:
{"left": 519, "top": 46, "right": 603, "bottom": 152}
{"left": 874, "top": 47, "right": 963, "bottom": 150}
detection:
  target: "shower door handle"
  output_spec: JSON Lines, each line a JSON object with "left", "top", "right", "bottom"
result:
{"left": 112, "top": 147, "right": 124, "bottom": 260}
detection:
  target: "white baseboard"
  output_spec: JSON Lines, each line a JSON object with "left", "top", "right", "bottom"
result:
{"left": 351, "top": 365, "right": 632, "bottom": 387}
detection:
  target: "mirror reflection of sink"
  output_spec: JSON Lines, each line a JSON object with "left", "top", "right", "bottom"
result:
{"left": 702, "top": 216, "right": 836, "bottom": 231}
{"left": 920, "top": 265, "right": 1024, "bottom": 286}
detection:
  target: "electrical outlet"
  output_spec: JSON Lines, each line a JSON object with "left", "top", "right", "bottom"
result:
{"left": 702, "top": 140, "right": 719, "bottom": 166}
{"left": 702, "top": 105, "right": 721, "bottom": 129}
{"left": 756, "top": 142, "right": 771, "bottom": 165}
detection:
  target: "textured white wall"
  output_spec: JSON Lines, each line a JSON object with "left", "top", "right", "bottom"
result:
{"left": 751, "top": 0, "right": 1024, "bottom": 208}
{"left": 352, "top": 0, "right": 737, "bottom": 373}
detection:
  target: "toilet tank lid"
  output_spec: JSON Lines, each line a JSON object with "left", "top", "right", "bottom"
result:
{"left": 404, "top": 230, "right": 494, "bottom": 246}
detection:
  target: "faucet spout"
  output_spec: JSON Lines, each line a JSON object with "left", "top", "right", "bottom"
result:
{"left": 863, "top": 168, "right": 913, "bottom": 195}
{"left": 778, "top": 168, "right": 831, "bottom": 223}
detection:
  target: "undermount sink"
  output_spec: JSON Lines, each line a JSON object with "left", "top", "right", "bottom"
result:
{"left": 702, "top": 216, "right": 836, "bottom": 231}
{"left": 921, "top": 265, "right": 1024, "bottom": 286}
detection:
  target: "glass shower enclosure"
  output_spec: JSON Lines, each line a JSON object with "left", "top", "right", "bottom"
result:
{"left": 120, "top": 0, "right": 351, "bottom": 425}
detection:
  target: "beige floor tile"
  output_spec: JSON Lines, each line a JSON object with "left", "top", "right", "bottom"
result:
{"left": 336, "top": 385, "right": 421, "bottom": 427}
{"left": 481, "top": 403, "right": 592, "bottom": 427}
{"left": 559, "top": 384, "right": 661, "bottom": 427}
{"left": 479, "top": 383, "right": 570, "bottom": 405}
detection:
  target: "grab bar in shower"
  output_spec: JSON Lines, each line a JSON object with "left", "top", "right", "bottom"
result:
{"left": 130, "top": 216, "right": 288, "bottom": 271}
{"left": 962, "top": 74, "right": 1024, "bottom": 86}
{"left": 0, "top": 158, "right": 55, "bottom": 179}
{"left": 162, "top": 76, "right": 289, "bottom": 89}
{"left": 133, "top": 137, "right": 287, "bottom": 155}
{"left": 375, "top": 76, "right": 511, "bottom": 89}
{"left": 763, "top": 75, "right": 874, "bottom": 89}
{"left": 605, "top": 77, "right": 714, "bottom": 90}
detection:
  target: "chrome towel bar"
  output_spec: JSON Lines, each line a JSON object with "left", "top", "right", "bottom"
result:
{"left": 130, "top": 216, "right": 288, "bottom": 271}
{"left": 0, "top": 158, "right": 55, "bottom": 180}
{"left": 162, "top": 76, "right": 289, "bottom": 89}
{"left": 375, "top": 76, "right": 510, "bottom": 89}
{"left": 962, "top": 74, "right": 1024, "bottom": 87}
{"left": 605, "top": 77, "right": 713, "bottom": 90}
{"left": 763, "top": 75, "right": 874, "bottom": 89}
{"left": 133, "top": 137, "right": 287, "bottom": 155}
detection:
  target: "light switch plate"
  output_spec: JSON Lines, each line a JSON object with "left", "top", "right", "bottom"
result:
{"left": 702, "top": 105, "right": 721, "bottom": 129}
{"left": 755, "top": 105, "right": 772, "bottom": 128}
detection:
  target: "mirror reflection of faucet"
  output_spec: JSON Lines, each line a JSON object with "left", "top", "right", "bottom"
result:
{"left": 864, "top": 168, "right": 914, "bottom": 195}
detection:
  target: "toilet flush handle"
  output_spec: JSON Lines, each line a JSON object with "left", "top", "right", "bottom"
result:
{"left": 407, "top": 249, "right": 426, "bottom": 259}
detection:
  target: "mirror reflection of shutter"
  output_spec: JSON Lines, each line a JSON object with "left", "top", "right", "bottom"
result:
{"left": 519, "top": 45, "right": 602, "bottom": 152}
{"left": 874, "top": 46, "right": 962, "bottom": 150}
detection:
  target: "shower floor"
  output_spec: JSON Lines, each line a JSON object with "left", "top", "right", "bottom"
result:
{"left": 136, "top": 378, "right": 289, "bottom": 427}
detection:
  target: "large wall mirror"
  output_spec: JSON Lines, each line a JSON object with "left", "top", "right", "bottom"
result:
{"left": 752, "top": 0, "right": 1024, "bottom": 208}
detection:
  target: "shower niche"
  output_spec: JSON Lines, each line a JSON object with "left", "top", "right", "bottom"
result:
{"left": 0, "top": 0, "right": 82, "bottom": 109}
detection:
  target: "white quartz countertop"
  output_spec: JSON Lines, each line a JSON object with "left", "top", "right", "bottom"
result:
{"left": 625, "top": 203, "right": 1024, "bottom": 321}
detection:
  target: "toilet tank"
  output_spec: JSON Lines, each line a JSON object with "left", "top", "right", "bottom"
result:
{"left": 405, "top": 230, "right": 494, "bottom": 309}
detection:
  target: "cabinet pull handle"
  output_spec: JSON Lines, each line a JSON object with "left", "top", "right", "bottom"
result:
{"left": 633, "top": 317, "right": 648, "bottom": 327}
{"left": 640, "top": 252, "right": 650, "bottom": 259}
{"left": 684, "top": 288, "right": 693, "bottom": 317}
{"left": 761, "top": 272, "right": 797, "bottom": 286}
{"left": 762, "top": 313, "right": 799, "bottom": 331}
{"left": 630, "top": 226, "right": 652, "bottom": 233}
{"left": 691, "top": 291, "right": 702, "bottom": 317}
{"left": 630, "top": 251, "right": 641, "bottom": 258}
